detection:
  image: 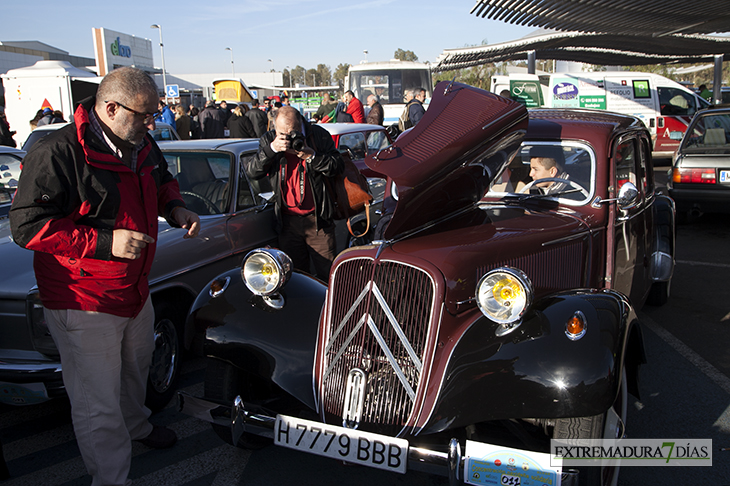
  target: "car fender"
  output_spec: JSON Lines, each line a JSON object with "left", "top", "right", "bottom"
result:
{"left": 422, "top": 289, "right": 642, "bottom": 434}
{"left": 190, "top": 268, "right": 327, "bottom": 410}
{"left": 650, "top": 194, "right": 675, "bottom": 282}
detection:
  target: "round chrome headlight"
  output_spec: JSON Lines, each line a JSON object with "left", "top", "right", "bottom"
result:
{"left": 476, "top": 267, "right": 533, "bottom": 324}
{"left": 241, "top": 248, "right": 292, "bottom": 296}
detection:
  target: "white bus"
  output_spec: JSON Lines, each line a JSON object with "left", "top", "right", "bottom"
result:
{"left": 346, "top": 61, "right": 432, "bottom": 126}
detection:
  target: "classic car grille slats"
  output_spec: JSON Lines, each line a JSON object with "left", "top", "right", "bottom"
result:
{"left": 477, "top": 241, "right": 584, "bottom": 292}
{"left": 322, "top": 259, "right": 434, "bottom": 432}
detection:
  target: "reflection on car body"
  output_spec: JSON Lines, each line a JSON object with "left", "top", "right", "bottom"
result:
{"left": 0, "top": 138, "right": 276, "bottom": 410}
{"left": 181, "top": 85, "right": 675, "bottom": 485}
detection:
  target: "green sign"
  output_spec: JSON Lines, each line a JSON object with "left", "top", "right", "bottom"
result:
{"left": 633, "top": 80, "right": 651, "bottom": 99}
{"left": 509, "top": 80, "right": 543, "bottom": 107}
{"left": 579, "top": 95, "right": 607, "bottom": 110}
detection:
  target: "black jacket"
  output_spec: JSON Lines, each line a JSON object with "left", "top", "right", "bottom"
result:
{"left": 245, "top": 108, "right": 268, "bottom": 138}
{"left": 246, "top": 120, "right": 344, "bottom": 230}
{"left": 228, "top": 113, "right": 255, "bottom": 138}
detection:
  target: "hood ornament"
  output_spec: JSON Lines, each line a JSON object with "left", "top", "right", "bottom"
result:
{"left": 342, "top": 368, "right": 367, "bottom": 429}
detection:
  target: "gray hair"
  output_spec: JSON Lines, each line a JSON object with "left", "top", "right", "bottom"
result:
{"left": 96, "top": 67, "right": 158, "bottom": 107}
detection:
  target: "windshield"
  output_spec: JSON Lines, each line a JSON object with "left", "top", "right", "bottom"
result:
{"left": 681, "top": 112, "right": 730, "bottom": 153}
{"left": 350, "top": 69, "right": 431, "bottom": 106}
{"left": 486, "top": 141, "right": 595, "bottom": 205}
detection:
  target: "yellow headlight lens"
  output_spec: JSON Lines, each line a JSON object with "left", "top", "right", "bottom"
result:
{"left": 476, "top": 268, "right": 532, "bottom": 324}
{"left": 241, "top": 249, "right": 292, "bottom": 295}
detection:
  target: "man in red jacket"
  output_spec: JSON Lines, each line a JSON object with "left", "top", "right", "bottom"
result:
{"left": 9, "top": 67, "right": 199, "bottom": 486}
{"left": 343, "top": 90, "right": 365, "bottom": 123}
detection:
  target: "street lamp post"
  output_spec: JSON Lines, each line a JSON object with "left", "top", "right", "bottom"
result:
{"left": 364, "top": 50, "right": 368, "bottom": 63}
{"left": 150, "top": 24, "right": 167, "bottom": 102}
{"left": 267, "top": 59, "right": 273, "bottom": 72}
{"left": 225, "top": 47, "right": 235, "bottom": 77}
{"left": 286, "top": 66, "right": 291, "bottom": 88}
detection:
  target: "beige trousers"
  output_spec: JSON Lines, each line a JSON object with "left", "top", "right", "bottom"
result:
{"left": 45, "top": 296, "right": 155, "bottom": 486}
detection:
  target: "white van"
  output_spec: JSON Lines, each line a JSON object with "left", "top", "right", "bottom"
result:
{"left": 492, "top": 72, "right": 710, "bottom": 157}
{"left": 1, "top": 60, "right": 102, "bottom": 147}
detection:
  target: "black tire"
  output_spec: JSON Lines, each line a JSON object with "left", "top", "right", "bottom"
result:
{"left": 553, "top": 370, "right": 627, "bottom": 486}
{"left": 646, "top": 280, "right": 670, "bottom": 306}
{"left": 145, "top": 302, "right": 183, "bottom": 412}
{"left": 204, "top": 358, "right": 270, "bottom": 449}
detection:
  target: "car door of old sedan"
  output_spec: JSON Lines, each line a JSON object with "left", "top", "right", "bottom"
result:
{"left": 226, "top": 152, "right": 278, "bottom": 254}
{"left": 611, "top": 136, "right": 650, "bottom": 305}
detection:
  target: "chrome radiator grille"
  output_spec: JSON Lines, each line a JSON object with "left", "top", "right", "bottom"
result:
{"left": 321, "top": 258, "right": 435, "bottom": 433}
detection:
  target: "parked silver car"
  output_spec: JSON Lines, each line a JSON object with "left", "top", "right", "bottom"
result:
{"left": 0, "top": 138, "right": 276, "bottom": 409}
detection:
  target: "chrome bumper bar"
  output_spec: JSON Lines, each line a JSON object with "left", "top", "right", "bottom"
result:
{"left": 178, "top": 392, "right": 579, "bottom": 486}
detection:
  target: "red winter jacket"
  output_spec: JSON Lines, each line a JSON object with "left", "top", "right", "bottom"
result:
{"left": 346, "top": 97, "right": 365, "bottom": 123}
{"left": 9, "top": 98, "right": 185, "bottom": 318}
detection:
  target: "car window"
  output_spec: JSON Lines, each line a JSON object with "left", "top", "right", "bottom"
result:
{"left": 240, "top": 153, "right": 273, "bottom": 206}
{"left": 658, "top": 87, "right": 698, "bottom": 117}
{"left": 366, "top": 131, "right": 390, "bottom": 154}
{"left": 682, "top": 113, "right": 730, "bottom": 150}
{"left": 615, "top": 139, "right": 639, "bottom": 195}
{"left": 236, "top": 152, "right": 262, "bottom": 211}
{"left": 163, "top": 152, "right": 231, "bottom": 215}
{"left": 339, "top": 132, "right": 367, "bottom": 160}
{"left": 0, "top": 154, "right": 22, "bottom": 190}
{"left": 487, "top": 142, "right": 595, "bottom": 205}
{"left": 151, "top": 127, "right": 176, "bottom": 141}
{"left": 640, "top": 138, "right": 653, "bottom": 196}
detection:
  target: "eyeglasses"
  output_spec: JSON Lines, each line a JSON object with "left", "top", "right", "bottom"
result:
{"left": 105, "top": 100, "right": 157, "bottom": 124}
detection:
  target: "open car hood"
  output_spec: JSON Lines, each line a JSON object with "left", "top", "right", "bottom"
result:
{"left": 366, "top": 81, "right": 527, "bottom": 240}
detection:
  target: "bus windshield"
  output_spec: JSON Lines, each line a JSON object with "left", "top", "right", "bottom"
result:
{"left": 350, "top": 68, "right": 431, "bottom": 106}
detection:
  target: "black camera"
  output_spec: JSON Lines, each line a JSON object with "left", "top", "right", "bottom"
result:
{"left": 285, "top": 130, "right": 306, "bottom": 151}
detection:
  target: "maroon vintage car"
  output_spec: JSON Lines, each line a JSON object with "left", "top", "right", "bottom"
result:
{"left": 180, "top": 81, "right": 674, "bottom": 486}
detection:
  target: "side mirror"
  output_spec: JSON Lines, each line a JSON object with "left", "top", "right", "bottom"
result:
{"left": 591, "top": 181, "right": 639, "bottom": 210}
{"left": 616, "top": 182, "right": 639, "bottom": 210}
{"left": 669, "top": 131, "right": 684, "bottom": 140}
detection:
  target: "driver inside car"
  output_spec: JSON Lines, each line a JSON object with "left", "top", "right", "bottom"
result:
{"left": 528, "top": 146, "right": 569, "bottom": 195}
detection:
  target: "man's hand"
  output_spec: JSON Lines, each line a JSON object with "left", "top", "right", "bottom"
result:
{"left": 112, "top": 229, "right": 155, "bottom": 259}
{"left": 172, "top": 207, "right": 201, "bottom": 239}
{"left": 271, "top": 132, "right": 291, "bottom": 153}
{"left": 291, "top": 146, "right": 315, "bottom": 161}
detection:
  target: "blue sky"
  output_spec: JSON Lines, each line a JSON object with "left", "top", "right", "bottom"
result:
{"left": 5, "top": 0, "right": 536, "bottom": 74}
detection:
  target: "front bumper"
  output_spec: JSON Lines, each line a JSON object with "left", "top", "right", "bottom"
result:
{"left": 178, "top": 392, "right": 579, "bottom": 485}
{"left": 0, "top": 357, "right": 64, "bottom": 404}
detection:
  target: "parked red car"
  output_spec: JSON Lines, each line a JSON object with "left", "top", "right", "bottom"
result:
{"left": 181, "top": 82, "right": 674, "bottom": 486}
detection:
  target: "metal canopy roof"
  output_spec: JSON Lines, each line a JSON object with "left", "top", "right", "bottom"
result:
{"left": 470, "top": 0, "right": 730, "bottom": 37}
{"left": 434, "top": 30, "right": 730, "bottom": 72}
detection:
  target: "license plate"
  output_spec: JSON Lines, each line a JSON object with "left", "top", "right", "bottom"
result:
{"left": 274, "top": 414, "right": 409, "bottom": 474}
{"left": 720, "top": 170, "right": 730, "bottom": 183}
{"left": 0, "top": 382, "right": 49, "bottom": 405}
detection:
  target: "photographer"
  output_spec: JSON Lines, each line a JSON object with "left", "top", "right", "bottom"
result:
{"left": 246, "top": 106, "right": 344, "bottom": 280}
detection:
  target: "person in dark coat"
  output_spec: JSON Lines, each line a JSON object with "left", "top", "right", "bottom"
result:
{"left": 174, "top": 105, "right": 191, "bottom": 140}
{"left": 246, "top": 106, "right": 344, "bottom": 280}
{"left": 366, "top": 94, "right": 384, "bottom": 125}
{"left": 0, "top": 113, "right": 17, "bottom": 147}
{"left": 228, "top": 105, "right": 255, "bottom": 138}
{"left": 199, "top": 100, "right": 226, "bottom": 138}
{"left": 246, "top": 99, "right": 268, "bottom": 138}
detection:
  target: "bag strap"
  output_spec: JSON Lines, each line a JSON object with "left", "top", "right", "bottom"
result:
{"left": 346, "top": 202, "right": 370, "bottom": 238}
